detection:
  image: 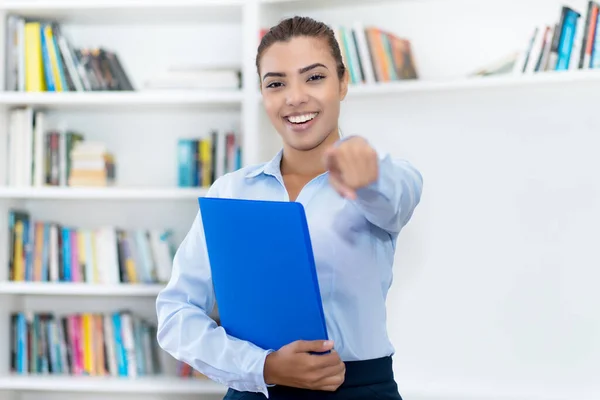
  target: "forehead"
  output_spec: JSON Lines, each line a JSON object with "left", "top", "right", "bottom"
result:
{"left": 260, "top": 36, "right": 334, "bottom": 73}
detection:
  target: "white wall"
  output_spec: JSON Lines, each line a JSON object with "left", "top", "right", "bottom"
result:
{"left": 261, "top": 1, "right": 600, "bottom": 399}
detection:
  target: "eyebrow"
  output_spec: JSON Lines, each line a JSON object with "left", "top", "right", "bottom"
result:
{"left": 262, "top": 63, "right": 328, "bottom": 81}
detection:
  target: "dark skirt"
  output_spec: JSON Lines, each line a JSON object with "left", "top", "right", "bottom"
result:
{"left": 223, "top": 356, "right": 403, "bottom": 400}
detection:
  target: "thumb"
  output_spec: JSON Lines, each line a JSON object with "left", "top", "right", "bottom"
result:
{"left": 292, "top": 340, "right": 334, "bottom": 353}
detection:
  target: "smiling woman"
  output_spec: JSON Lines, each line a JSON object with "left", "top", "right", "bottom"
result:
{"left": 155, "top": 15, "right": 424, "bottom": 400}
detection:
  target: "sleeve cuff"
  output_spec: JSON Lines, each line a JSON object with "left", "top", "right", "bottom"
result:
{"left": 245, "top": 348, "right": 275, "bottom": 396}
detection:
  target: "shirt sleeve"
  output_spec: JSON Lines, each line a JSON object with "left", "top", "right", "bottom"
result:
{"left": 155, "top": 178, "right": 273, "bottom": 396}
{"left": 353, "top": 146, "right": 423, "bottom": 235}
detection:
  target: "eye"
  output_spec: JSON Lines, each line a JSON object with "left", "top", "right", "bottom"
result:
{"left": 308, "top": 74, "right": 325, "bottom": 82}
{"left": 266, "top": 81, "right": 283, "bottom": 89}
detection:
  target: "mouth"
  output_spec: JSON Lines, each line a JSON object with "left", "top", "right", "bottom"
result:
{"left": 283, "top": 112, "right": 319, "bottom": 131}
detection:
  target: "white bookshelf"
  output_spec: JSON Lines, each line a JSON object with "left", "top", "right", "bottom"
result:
{"left": 0, "top": 1, "right": 248, "bottom": 399}
{"left": 1, "top": 0, "right": 599, "bottom": 400}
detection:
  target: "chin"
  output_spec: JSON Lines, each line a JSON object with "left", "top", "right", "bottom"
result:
{"left": 283, "top": 131, "right": 330, "bottom": 152}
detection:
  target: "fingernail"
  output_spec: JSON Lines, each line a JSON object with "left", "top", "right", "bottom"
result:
{"left": 323, "top": 340, "right": 333, "bottom": 347}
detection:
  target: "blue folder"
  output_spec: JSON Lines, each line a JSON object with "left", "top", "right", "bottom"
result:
{"left": 198, "top": 197, "right": 329, "bottom": 351}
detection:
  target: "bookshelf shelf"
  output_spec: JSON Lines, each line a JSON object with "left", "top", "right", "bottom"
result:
{"left": 0, "top": 375, "right": 227, "bottom": 394}
{"left": 0, "top": 0, "right": 245, "bottom": 24}
{"left": 0, "top": 282, "right": 164, "bottom": 296}
{"left": 0, "top": 187, "right": 208, "bottom": 200}
{"left": 344, "top": 70, "right": 600, "bottom": 98}
{"left": 0, "top": 91, "right": 244, "bottom": 110}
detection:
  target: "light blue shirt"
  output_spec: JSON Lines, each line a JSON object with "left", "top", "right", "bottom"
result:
{"left": 155, "top": 141, "right": 423, "bottom": 396}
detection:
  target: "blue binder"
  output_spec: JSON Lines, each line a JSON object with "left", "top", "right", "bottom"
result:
{"left": 198, "top": 197, "right": 329, "bottom": 351}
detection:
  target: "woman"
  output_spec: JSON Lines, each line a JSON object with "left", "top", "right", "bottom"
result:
{"left": 156, "top": 16, "right": 423, "bottom": 400}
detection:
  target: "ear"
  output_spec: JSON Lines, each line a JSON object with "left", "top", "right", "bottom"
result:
{"left": 339, "top": 68, "right": 349, "bottom": 100}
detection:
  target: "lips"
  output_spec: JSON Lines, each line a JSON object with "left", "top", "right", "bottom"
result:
{"left": 283, "top": 111, "right": 319, "bottom": 132}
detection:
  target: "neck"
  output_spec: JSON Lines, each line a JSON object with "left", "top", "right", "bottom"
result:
{"left": 280, "top": 128, "right": 340, "bottom": 177}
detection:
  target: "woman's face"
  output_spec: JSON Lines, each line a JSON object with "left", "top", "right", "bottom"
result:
{"left": 259, "top": 36, "right": 348, "bottom": 152}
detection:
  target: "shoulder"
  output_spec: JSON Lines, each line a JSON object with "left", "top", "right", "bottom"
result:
{"left": 205, "top": 162, "right": 268, "bottom": 197}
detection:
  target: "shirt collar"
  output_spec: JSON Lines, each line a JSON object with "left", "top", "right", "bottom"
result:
{"left": 244, "top": 149, "right": 283, "bottom": 179}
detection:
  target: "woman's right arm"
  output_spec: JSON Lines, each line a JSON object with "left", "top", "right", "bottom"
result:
{"left": 155, "top": 180, "right": 272, "bottom": 396}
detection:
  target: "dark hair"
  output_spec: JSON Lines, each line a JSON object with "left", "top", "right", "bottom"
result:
{"left": 256, "top": 16, "right": 346, "bottom": 81}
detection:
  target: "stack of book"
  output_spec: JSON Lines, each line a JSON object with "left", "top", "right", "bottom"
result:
{"left": 177, "top": 130, "right": 242, "bottom": 188}
{"left": 8, "top": 209, "right": 176, "bottom": 284}
{"left": 5, "top": 107, "right": 116, "bottom": 188}
{"left": 5, "top": 16, "right": 134, "bottom": 92}
{"left": 10, "top": 310, "right": 162, "bottom": 377}
{"left": 144, "top": 65, "right": 241, "bottom": 90}
{"left": 68, "top": 141, "right": 115, "bottom": 187}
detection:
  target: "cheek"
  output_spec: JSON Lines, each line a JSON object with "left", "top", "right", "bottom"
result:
{"left": 263, "top": 97, "right": 282, "bottom": 123}
{"left": 319, "top": 83, "right": 342, "bottom": 111}
{"left": 321, "top": 92, "right": 341, "bottom": 118}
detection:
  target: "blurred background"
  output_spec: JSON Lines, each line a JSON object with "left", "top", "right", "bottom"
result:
{"left": 0, "top": 0, "right": 599, "bottom": 399}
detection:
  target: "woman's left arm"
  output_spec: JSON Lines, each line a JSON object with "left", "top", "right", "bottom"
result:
{"left": 324, "top": 136, "right": 424, "bottom": 234}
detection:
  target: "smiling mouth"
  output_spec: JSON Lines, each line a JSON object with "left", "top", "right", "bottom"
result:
{"left": 285, "top": 112, "right": 319, "bottom": 124}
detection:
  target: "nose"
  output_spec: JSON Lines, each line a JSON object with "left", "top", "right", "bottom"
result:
{"left": 285, "top": 81, "right": 308, "bottom": 107}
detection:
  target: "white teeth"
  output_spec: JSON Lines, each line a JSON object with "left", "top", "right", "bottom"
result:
{"left": 287, "top": 113, "right": 317, "bottom": 124}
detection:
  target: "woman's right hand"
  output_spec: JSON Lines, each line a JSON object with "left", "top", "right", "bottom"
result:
{"left": 263, "top": 340, "right": 345, "bottom": 391}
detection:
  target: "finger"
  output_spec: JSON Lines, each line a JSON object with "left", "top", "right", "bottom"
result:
{"left": 316, "top": 379, "right": 345, "bottom": 392}
{"left": 313, "top": 364, "right": 345, "bottom": 390}
{"left": 339, "top": 144, "right": 366, "bottom": 189}
{"left": 292, "top": 339, "right": 333, "bottom": 353}
{"left": 329, "top": 145, "right": 358, "bottom": 190}
{"left": 306, "top": 350, "right": 343, "bottom": 369}
{"left": 316, "top": 356, "right": 345, "bottom": 374}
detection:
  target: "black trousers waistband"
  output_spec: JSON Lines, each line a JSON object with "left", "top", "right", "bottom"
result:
{"left": 223, "top": 356, "right": 401, "bottom": 400}
{"left": 340, "top": 356, "right": 394, "bottom": 388}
